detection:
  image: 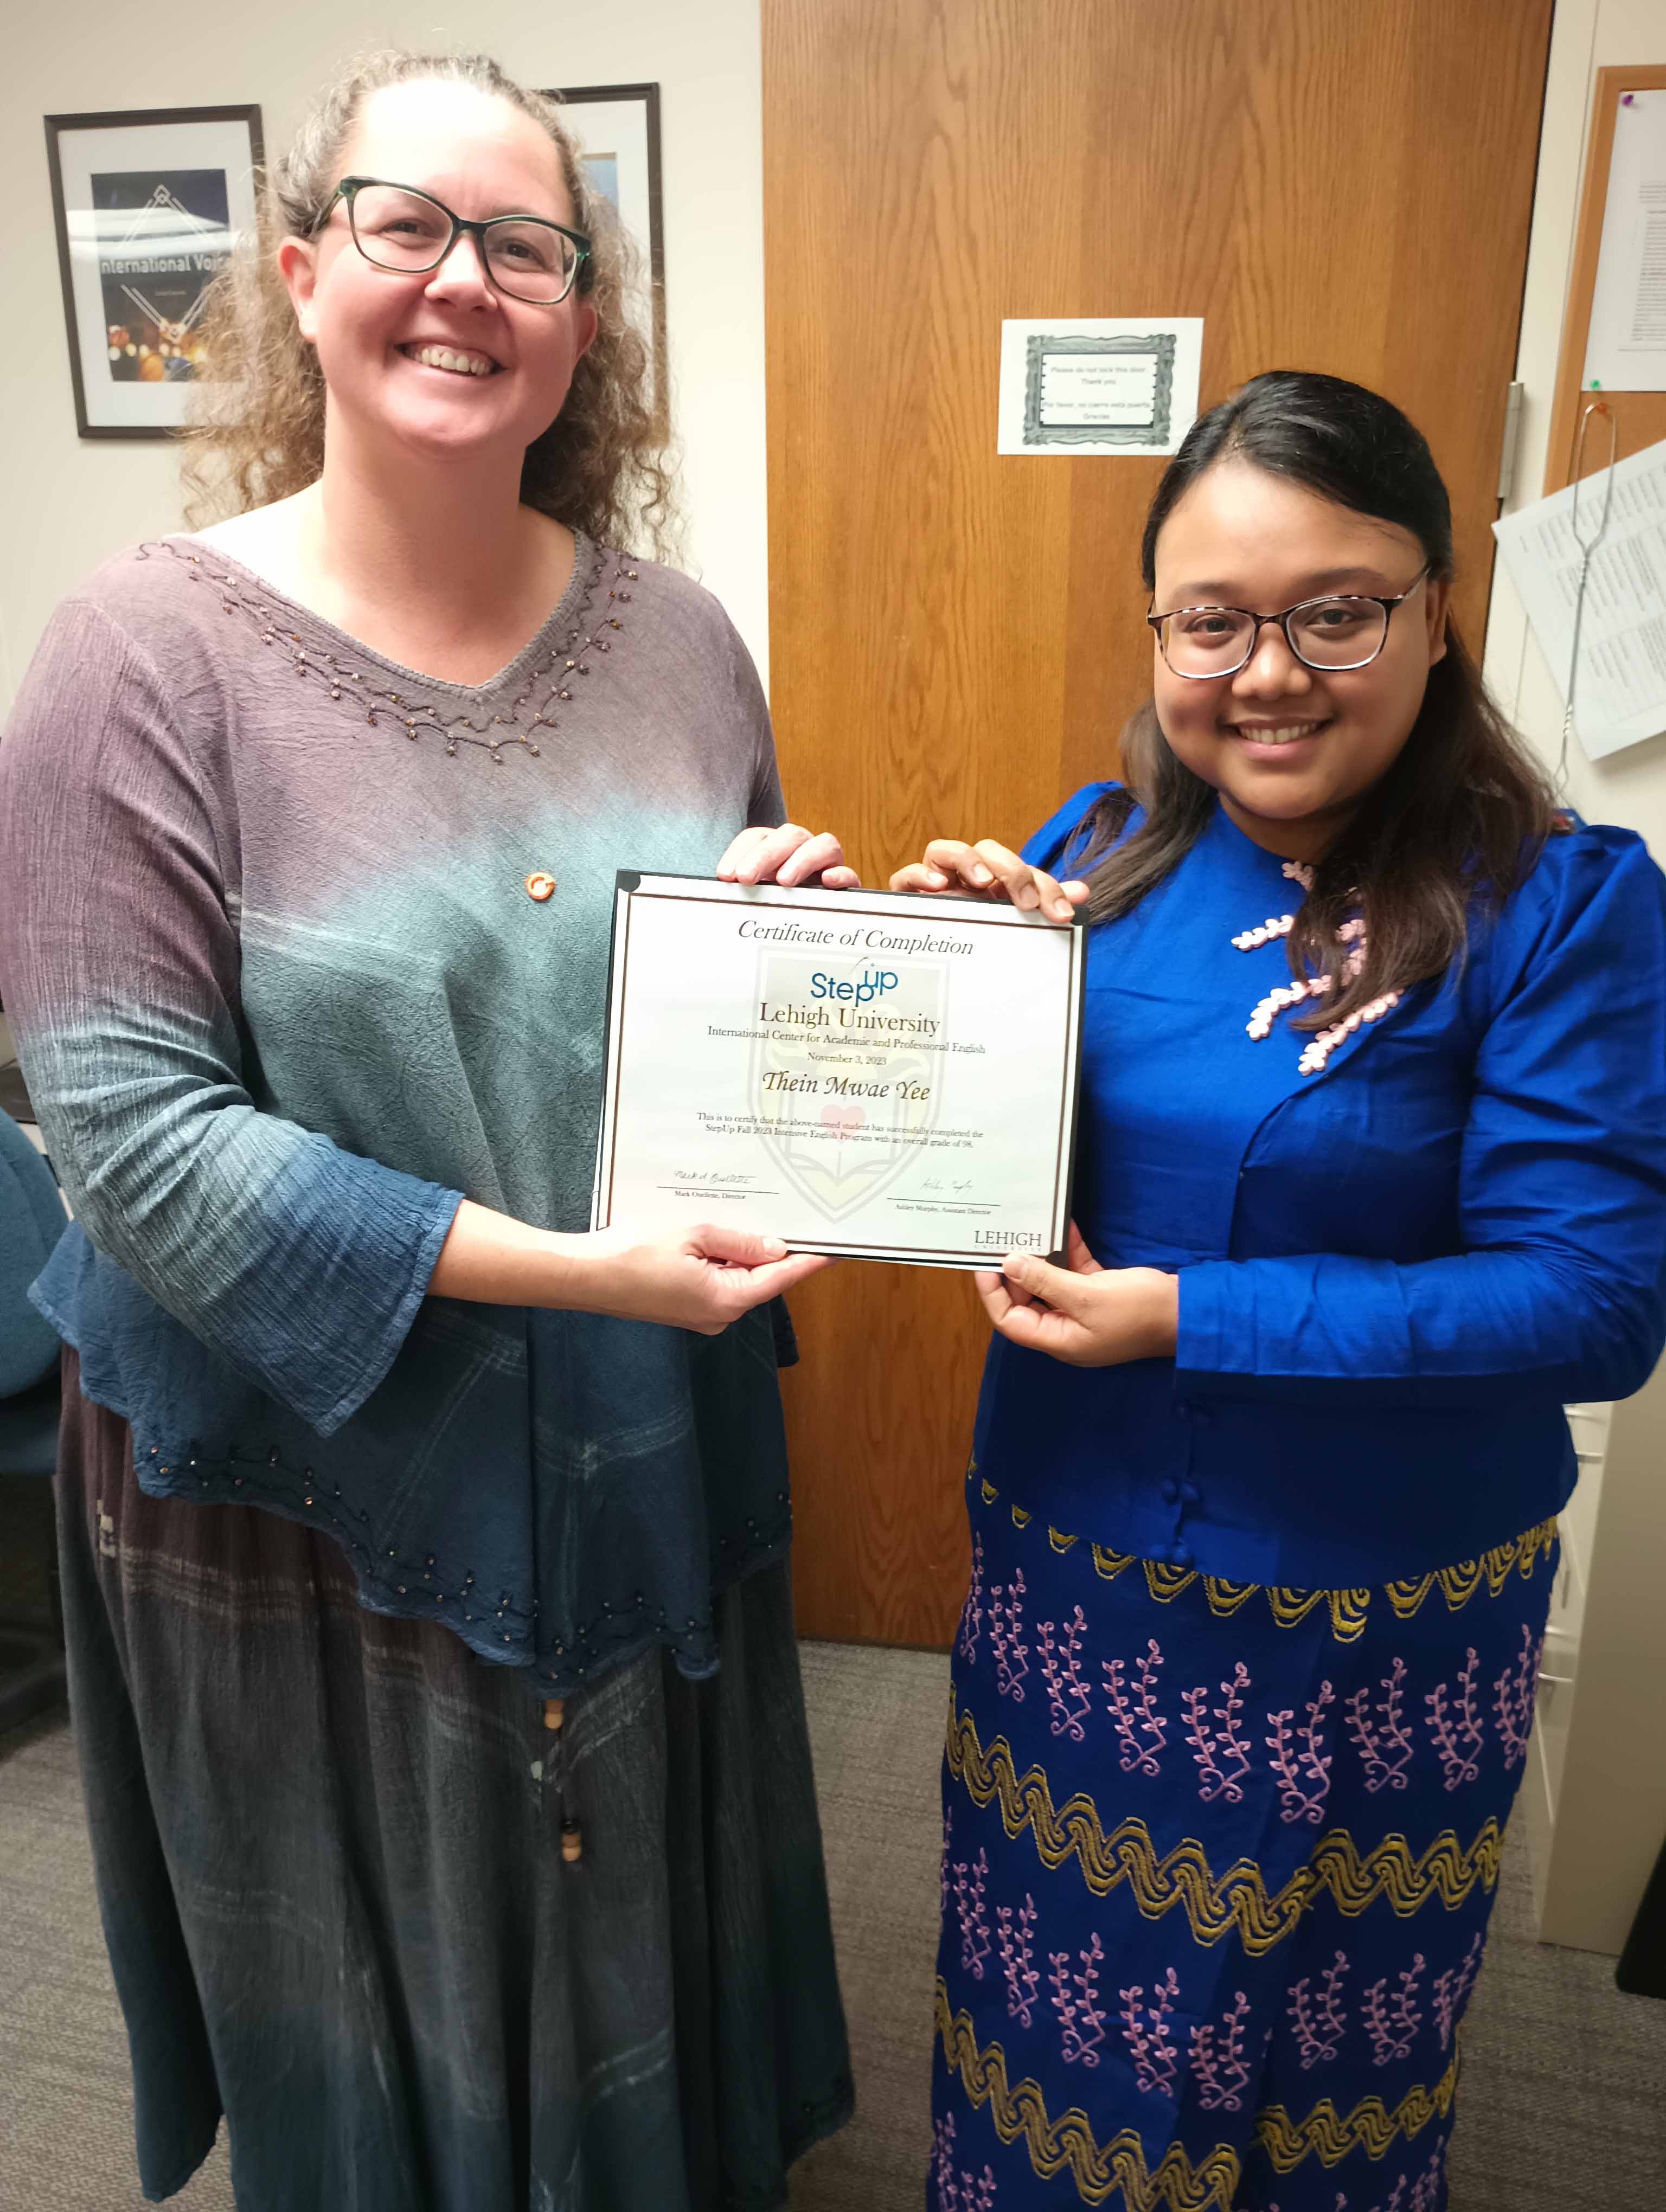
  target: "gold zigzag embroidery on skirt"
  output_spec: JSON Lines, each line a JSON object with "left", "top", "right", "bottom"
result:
{"left": 937, "top": 1979, "right": 1241, "bottom": 2210}
{"left": 1383, "top": 1520, "right": 1558, "bottom": 1618}
{"left": 967, "top": 1474, "right": 1554, "bottom": 1645}
{"left": 1256, "top": 2043, "right": 1460, "bottom": 2171}
{"left": 936, "top": 1980, "right": 1460, "bottom": 2207}
{"left": 946, "top": 1691, "right": 1502, "bottom": 1952}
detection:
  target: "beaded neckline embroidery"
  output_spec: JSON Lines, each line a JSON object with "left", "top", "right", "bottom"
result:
{"left": 137, "top": 535, "right": 638, "bottom": 766}
{"left": 1233, "top": 859, "right": 1401, "bottom": 1076}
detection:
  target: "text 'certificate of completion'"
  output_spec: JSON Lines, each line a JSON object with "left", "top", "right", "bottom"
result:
{"left": 591, "top": 876, "right": 1086, "bottom": 1268}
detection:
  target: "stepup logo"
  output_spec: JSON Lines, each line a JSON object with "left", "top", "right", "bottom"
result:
{"left": 809, "top": 967, "right": 899, "bottom": 1005}
{"left": 750, "top": 951, "right": 946, "bottom": 1223}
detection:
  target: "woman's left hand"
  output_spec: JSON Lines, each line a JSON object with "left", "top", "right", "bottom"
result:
{"left": 717, "top": 823, "right": 861, "bottom": 890}
{"left": 975, "top": 1224, "right": 1179, "bottom": 1367}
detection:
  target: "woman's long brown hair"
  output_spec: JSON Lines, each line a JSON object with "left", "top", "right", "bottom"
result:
{"left": 1071, "top": 371, "right": 1566, "bottom": 1030}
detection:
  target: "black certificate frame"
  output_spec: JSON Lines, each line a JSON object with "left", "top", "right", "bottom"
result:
{"left": 592, "top": 873, "right": 1087, "bottom": 1269}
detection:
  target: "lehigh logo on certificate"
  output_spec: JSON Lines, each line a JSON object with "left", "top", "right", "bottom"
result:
{"left": 591, "top": 876, "right": 1085, "bottom": 1267}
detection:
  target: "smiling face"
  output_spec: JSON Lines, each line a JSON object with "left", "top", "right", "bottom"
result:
{"left": 279, "top": 78, "right": 597, "bottom": 475}
{"left": 1149, "top": 458, "right": 1451, "bottom": 860}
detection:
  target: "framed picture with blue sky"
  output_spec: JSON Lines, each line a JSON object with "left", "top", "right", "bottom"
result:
{"left": 549, "top": 83, "right": 667, "bottom": 434}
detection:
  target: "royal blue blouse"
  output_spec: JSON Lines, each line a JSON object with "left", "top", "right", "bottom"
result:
{"left": 970, "top": 786, "right": 1666, "bottom": 1587}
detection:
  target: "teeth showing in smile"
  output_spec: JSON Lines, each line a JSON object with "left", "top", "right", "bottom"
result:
{"left": 406, "top": 345, "right": 497, "bottom": 377}
{"left": 1234, "top": 724, "right": 1323, "bottom": 747}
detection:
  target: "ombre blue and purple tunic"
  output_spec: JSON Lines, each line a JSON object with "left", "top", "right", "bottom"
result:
{"left": 0, "top": 537, "right": 851, "bottom": 2208}
{"left": 933, "top": 787, "right": 1666, "bottom": 2211}
{"left": 2, "top": 535, "right": 808, "bottom": 1690}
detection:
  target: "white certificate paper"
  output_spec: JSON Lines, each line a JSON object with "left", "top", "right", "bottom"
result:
{"left": 591, "top": 877, "right": 1086, "bottom": 1268}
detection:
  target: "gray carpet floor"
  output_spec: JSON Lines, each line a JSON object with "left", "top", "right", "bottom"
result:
{"left": 2, "top": 1642, "right": 1663, "bottom": 2208}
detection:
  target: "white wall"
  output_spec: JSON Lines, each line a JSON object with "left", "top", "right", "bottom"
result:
{"left": 0, "top": 5, "right": 770, "bottom": 714}
{"left": 1482, "top": 0, "right": 1666, "bottom": 854}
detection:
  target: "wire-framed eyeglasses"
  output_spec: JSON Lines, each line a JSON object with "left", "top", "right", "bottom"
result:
{"left": 1147, "top": 568, "right": 1432, "bottom": 679}
{"left": 310, "top": 177, "right": 593, "bottom": 305}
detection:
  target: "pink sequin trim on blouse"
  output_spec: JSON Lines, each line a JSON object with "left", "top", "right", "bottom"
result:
{"left": 1234, "top": 860, "right": 1400, "bottom": 1074}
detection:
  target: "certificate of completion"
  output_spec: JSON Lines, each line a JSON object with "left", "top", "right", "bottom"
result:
{"left": 591, "top": 875, "right": 1085, "bottom": 1268}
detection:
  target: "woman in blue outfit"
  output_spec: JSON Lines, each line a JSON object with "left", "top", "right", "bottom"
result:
{"left": 891, "top": 371, "right": 1666, "bottom": 2212}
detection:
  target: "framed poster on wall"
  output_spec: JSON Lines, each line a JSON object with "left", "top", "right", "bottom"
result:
{"left": 44, "top": 104, "right": 264, "bottom": 440}
{"left": 549, "top": 83, "right": 667, "bottom": 431}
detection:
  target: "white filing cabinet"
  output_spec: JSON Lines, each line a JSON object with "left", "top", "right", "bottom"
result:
{"left": 1524, "top": 1370, "right": 1666, "bottom": 1953}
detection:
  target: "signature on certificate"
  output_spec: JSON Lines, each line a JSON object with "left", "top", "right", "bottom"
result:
{"left": 672, "top": 1169, "right": 759, "bottom": 1187}
{"left": 921, "top": 1176, "right": 977, "bottom": 1195}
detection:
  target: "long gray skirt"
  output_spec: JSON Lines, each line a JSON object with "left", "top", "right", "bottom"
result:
{"left": 54, "top": 1351, "right": 853, "bottom": 2209}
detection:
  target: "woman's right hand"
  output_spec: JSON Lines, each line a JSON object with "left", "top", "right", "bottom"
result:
{"left": 559, "top": 1223, "right": 831, "bottom": 1334}
{"left": 718, "top": 822, "right": 861, "bottom": 890}
{"left": 888, "top": 838, "right": 1087, "bottom": 923}
{"left": 428, "top": 1199, "right": 829, "bottom": 1331}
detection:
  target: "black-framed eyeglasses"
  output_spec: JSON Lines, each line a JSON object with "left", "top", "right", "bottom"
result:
{"left": 310, "top": 177, "right": 592, "bottom": 305}
{"left": 1147, "top": 568, "right": 1432, "bottom": 679}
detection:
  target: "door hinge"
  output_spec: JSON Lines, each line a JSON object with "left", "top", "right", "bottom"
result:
{"left": 1497, "top": 381, "right": 1526, "bottom": 503}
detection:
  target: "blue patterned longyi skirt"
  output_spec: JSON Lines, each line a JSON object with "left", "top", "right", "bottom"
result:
{"left": 932, "top": 1473, "right": 1555, "bottom": 2212}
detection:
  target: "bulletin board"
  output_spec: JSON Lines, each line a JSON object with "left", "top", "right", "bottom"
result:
{"left": 1543, "top": 65, "right": 1666, "bottom": 492}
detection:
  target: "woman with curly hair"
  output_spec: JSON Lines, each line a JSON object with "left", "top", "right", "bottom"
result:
{"left": 0, "top": 52, "right": 852, "bottom": 2209}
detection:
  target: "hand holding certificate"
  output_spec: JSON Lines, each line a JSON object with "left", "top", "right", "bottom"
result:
{"left": 591, "top": 876, "right": 1085, "bottom": 1268}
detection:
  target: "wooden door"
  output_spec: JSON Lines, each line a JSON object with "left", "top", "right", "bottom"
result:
{"left": 763, "top": 0, "right": 1554, "bottom": 1646}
